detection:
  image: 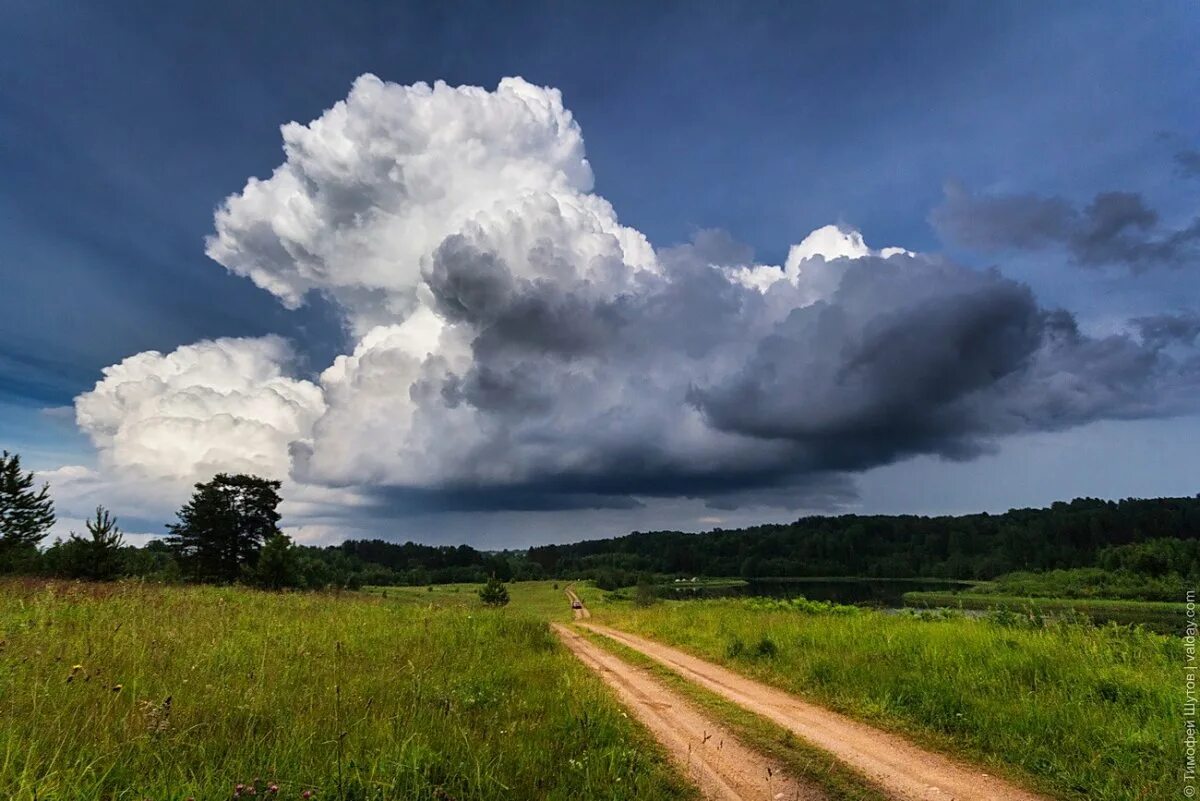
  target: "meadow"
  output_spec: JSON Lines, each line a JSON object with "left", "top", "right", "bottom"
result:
{"left": 594, "top": 596, "right": 1177, "bottom": 801}
{"left": 903, "top": 589, "right": 1184, "bottom": 633}
{"left": 0, "top": 579, "right": 691, "bottom": 801}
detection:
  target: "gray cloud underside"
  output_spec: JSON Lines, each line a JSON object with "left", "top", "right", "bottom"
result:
{"left": 385, "top": 237, "right": 1200, "bottom": 511}
{"left": 932, "top": 183, "right": 1200, "bottom": 271}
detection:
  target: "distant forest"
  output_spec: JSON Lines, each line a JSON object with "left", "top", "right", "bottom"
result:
{"left": 525, "top": 496, "right": 1200, "bottom": 587}
{"left": 337, "top": 495, "right": 1200, "bottom": 587}
{"left": 7, "top": 477, "right": 1200, "bottom": 589}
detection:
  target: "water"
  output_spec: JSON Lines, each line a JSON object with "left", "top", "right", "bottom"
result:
{"left": 657, "top": 578, "right": 971, "bottom": 607}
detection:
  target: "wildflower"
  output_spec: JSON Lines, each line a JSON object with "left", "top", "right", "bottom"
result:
{"left": 234, "top": 784, "right": 245, "bottom": 797}
{"left": 267, "top": 784, "right": 279, "bottom": 794}
{"left": 302, "top": 791, "right": 314, "bottom": 799}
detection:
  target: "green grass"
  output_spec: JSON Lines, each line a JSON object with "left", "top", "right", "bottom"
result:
{"left": 974, "top": 567, "right": 1187, "bottom": 602}
{"left": 903, "top": 590, "right": 1185, "bottom": 633}
{"left": 592, "top": 596, "right": 1176, "bottom": 801}
{"left": 365, "top": 580, "right": 597, "bottom": 622}
{"left": 0, "top": 579, "right": 693, "bottom": 801}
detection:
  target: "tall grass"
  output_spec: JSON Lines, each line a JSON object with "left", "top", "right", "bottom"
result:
{"left": 597, "top": 597, "right": 1176, "bottom": 801}
{"left": 0, "top": 579, "right": 691, "bottom": 801}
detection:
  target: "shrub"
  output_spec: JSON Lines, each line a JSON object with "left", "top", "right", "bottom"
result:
{"left": 753, "top": 635, "right": 778, "bottom": 658}
{"left": 478, "top": 576, "right": 510, "bottom": 607}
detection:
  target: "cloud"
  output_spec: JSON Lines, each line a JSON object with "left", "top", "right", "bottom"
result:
{"left": 1176, "top": 148, "right": 1200, "bottom": 178}
{"left": 1133, "top": 311, "right": 1200, "bottom": 348}
{"left": 931, "top": 182, "right": 1200, "bottom": 271}
{"left": 74, "top": 336, "right": 325, "bottom": 481}
{"left": 206, "top": 74, "right": 654, "bottom": 334}
{"left": 65, "top": 76, "right": 1200, "bottom": 520}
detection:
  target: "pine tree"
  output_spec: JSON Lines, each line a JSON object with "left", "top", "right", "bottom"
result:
{"left": 167, "top": 474, "right": 282, "bottom": 583}
{"left": 478, "top": 575, "right": 510, "bottom": 607}
{"left": 0, "top": 451, "right": 55, "bottom": 569}
{"left": 78, "top": 506, "right": 125, "bottom": 580}
{"left": 251, "top": 532, "right": 300, "bottom": 590}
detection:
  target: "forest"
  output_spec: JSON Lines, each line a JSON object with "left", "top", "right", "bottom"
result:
{"left": 2, "top": 447, "right": 1197, "bottom": 590}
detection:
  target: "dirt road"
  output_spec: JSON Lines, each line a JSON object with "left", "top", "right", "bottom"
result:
{"left": 553, "top": 624, "right": 826, "bottom": 801}
{"left": 580, "top": 622, "right": 1047, "bottom": 801}
{"left": 564, "top": 586, "right": 591, "bottom": 619}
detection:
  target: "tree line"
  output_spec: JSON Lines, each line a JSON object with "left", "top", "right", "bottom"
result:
{"left": 0, "top": 451, "right": 539, "bottom": 589}
{"left": 526, "top": 495, "right": 1200, "bottom": 587}
{"left": 2, "top": 449, "right": 1198, "bottom": 590}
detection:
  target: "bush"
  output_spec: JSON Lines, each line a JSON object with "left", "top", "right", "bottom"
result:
{"left": 753, "top": 635, "right": 778, "bottom": 658}
{"left": 478, "top": 576, "right": 510, "bottom": 607}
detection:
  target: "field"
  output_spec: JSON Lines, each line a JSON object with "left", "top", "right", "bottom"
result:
{"left": 1, "top": 577, "right": 1180, "bottom": 801}
{"left": 593, "top": 596, "right": 1176, "bottom": 801}
{"left": 0, "top": 579, "right": 690, "bottom": 801}
{"left": 903, "top": 590, "right": 1184, "bottom": 633}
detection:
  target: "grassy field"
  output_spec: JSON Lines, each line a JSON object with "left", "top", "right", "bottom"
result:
{"left": 593, "top": 596, "right": 1176, "bottom": 801}
{"left": 366, "top": 580, "right": 603, "bottom": 622}
{"left": 0, "top": 579, "right": 692, "bottom": 801}
{"left": 903, "top": 590, "right": 1185, "bottom": 633}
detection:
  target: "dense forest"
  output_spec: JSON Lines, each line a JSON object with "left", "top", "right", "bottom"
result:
{"left": 527, "top": 496, "right": 1200, "bottom": 586}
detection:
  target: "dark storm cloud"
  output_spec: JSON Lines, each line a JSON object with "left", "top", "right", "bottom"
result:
{"left": 932, "top": 183, "right": 1200, "bottom": 271}
{"left": 405, "top": 232, "right": 1200, "bottom": 510}
{"left": 1133, "top": 311, "right": 1200, "bottom": 348}
{"left": 1176, "top": 149, "right": 1200, "bottom": 178}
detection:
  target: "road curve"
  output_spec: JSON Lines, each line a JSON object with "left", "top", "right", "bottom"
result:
{"left": 580, "top": 622, "right": 1048, "bottom": 801}
{"left": 553, "top": 624, "right": 826, "bottom": 801}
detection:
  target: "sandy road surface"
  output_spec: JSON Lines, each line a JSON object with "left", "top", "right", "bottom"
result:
{"left": 580, "top": 622, "right": 1048, "bottom": 801}
{"left": 553, "top": 624, "right": 826, "bottom": 801}
{"left": 564, "top": 586, "right": 591, "bottom": 619}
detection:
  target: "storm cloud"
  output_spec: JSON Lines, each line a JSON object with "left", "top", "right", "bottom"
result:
{"left": 932, "top": 183, "right": 1200, "bottom": 271}
{"left": 69, "top": 76, "right": 1200, "bottom": 513}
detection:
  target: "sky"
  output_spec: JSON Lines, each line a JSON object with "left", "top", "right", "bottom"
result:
{"left": 1, "top": 1, "right": 1198, "bottom": 548}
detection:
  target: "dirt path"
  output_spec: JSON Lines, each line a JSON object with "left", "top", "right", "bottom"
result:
{"left": 564, "top": 586, "right": 591, "bottom": 619}
{"left": 581, "top": 622, "right": 1048, "bottom": 801}
{"left": 553, "top": 624, "right": 826, "bottom": 801}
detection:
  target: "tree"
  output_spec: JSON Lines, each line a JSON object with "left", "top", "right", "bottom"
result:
{"left": 251, "top": 532, "right": 301, "bottom": 590}
{"left": 167, "top": 474, "right": 282, "bottom": 583}
{"left": 46, "top": 506, "right": 125, "bottom": 580}
{"left": 478, "top": 575, "right": 510, "bottom": 607}
{"left": 81, "top": 506, "right": 125, "bottom": 580}
{"left": 633, "top": 575, "right": 658, "bottom": 607}
{"left": 0, "top": 450, "right": 55, "bottom": 571}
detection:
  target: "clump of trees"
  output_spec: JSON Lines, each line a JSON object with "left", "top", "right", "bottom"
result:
{"left": 168, "top": 473, "right": 287, "bottom": 584}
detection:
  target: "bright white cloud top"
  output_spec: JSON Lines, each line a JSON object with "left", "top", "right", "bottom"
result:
{"left": 67, "top": 75, "right": 1200, "bottom": 523}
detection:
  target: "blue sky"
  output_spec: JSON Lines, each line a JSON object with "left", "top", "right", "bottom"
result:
{"left": 2, "top": 1, "right": 1198, "bottom": 545}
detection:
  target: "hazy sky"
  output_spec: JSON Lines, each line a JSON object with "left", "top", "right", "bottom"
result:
{"left": 2, "top": 1, "right": 1198, "bottom": 547}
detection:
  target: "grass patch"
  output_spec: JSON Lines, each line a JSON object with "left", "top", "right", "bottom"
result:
{"left": 0, "top": 579, "right": 692, "bottom": 801}
{"left": 903, "top": 590, "right": 1186, "bottom": 633}
{"left": 594, "top": 596, "right": 1175, "bottom": 801}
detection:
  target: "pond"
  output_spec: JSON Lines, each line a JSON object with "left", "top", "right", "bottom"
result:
{"left": 655, "top": 577, "right": 974, "bottom": 607}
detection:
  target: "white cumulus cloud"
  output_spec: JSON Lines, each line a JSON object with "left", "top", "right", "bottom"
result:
{"left": 75, "top": 336, "right": 324, "bottom": 482}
